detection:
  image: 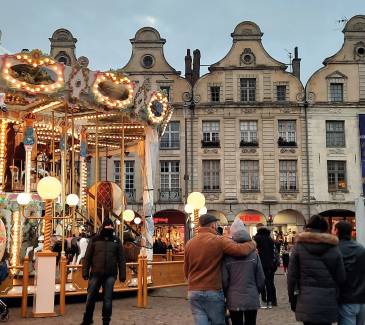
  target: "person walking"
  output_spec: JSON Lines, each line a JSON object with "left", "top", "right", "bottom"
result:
{"left": 282, "top": 248, "right": 290, "bottom": 274}
{"left": 222, "top": 224, "right": 265, "bottom": 325}
{"left": 81, "top": 219, "right": 126, "bottom": 325}
{"left": 184, "top": 214, "right": 256, "bottom": 325}
{"left": 334, "top": 221, "right": 365, "bottom": 325}
{"left": 254, "top": 224, "right": 276, "bottom": 308}
{"left": 287, "top": 215, "right": 346, "bottom": 325}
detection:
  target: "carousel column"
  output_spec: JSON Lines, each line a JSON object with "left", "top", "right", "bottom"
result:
{"left": 94, "top": 113, "right": 99, "bottom": 233}
{"left": 32, "top": 176, "right": 61, "bottom": 318}
{"left": 60, "top": 116, "right": 68, "bottom": 253}
{"left": 23, "top": 113, "right": 36, "bottom": 193}
{"left": 0, "top": 119, "right": 7, "bottom": 192}
{"left": 142, "top": 127, "right": 159, "bottom": 260}
{"left": 79, "top": 127, "right": 88, "bottom": 217}
{"left": 119, "top": 114, "right": 125, "bottom": 241}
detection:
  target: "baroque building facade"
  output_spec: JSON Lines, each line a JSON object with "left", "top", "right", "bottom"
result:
{"left": 46, "top": 15, "right": 365, "bottom": 236}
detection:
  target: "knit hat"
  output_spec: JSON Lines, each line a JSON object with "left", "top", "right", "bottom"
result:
{"left": 230, "top": 219, "right": 251, "bottom": 243}
{"left": 102, "top": 218, "right": 114, "bottom": 228}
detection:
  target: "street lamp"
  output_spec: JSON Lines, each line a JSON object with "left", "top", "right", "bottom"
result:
{"left": 37, "top": 176, "right": 62, "bottom": 251}
{"left": 187, "top": 192, "right": 205, "bottom": 234}
{"left": 66, "top": 194, "right": 79, "bottom": 235}
{"left": 123, "top": 209, "right": 135, "bottom": 222}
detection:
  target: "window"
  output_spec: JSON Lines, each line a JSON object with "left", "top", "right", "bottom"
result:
{"left": 279, "top": 160, "right": 297, "bottom": 192}
{"left": 240, "top": 78, "right": 256, "bottom": 102}
{"left": 240, "top": 121, "right": 258, "bottom": 146}
{"left": 203, "top": 160, "right": 220, "bottom": 191}
{"left": 278, "top": 120, "right": 296, "bottom": 146}
{"left": 160, "top": 121, "right": 180, "bottom": 149}
{"left": 210, "top": 86, "right": 220, "bottom": 102}
{"left": 240, "top": 160, "right": 259, "bottom": 191}
{"left": 326, "top": 121, "right": 345, "bottom": 148}
{"left": 327, "top": 160, "right": 347, "bottom": 191}
{"left": 114, "top": 161, "right": 135, "bottom": 191}
{"left": 330, "top": 83, "right": 343, "bottom": 102}
{"left": 202, "top": 121, "right": 220, "bottom": 147}
{"left": 276, "top": 85, "right": 286, "bottom": 101}
{"left": 159, "top": 86, "right": 170, "bottom": 101}
{"left": 160, "top": 161, "right": 180, "bottom": 191}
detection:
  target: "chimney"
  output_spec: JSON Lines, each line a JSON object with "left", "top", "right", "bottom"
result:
{"left": 192, "top": 49, "right": 201, "bottom": 85}
{"left": 185, "top": 49, "right": 193, "bottom": 84}
{"left": 292, "top": 46, "right": 301, "bottom": 80}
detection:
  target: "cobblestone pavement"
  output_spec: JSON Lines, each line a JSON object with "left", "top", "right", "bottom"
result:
{"left": 10, "top": 272, "right": 301, "bottom": 325}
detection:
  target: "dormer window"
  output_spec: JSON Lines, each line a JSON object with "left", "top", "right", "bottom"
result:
{"left": 330, "top": 83, "right": 343, "bottom": 102}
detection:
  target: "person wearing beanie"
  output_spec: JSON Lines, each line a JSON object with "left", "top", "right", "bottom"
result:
{"left": 287, "top": 215, "right": 345, "bottom": 325}
{"left": 185, "top": 215, "right": 256, "bottom": 325}
{"left": 81, "top": 218, "right": 126, "bottom": 325}
{"left": 222, "top": 222, "right": 265, "bottom": 325}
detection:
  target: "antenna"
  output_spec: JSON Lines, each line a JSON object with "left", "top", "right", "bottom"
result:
{"left": 334, "top": 17, "right": 348, "bottom": 31}
{"left": 284, "top": 49, "right": 292, "bottom": 72}
{"left": 0, "top": 30, "right": 2, "bottom": 44}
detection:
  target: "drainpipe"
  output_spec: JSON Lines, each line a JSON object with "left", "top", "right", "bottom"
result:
{"left": 304, "top": 98, "right": 311, "bottom": 221}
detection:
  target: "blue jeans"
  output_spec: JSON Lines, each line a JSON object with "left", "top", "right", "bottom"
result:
{"left": 188, "top": 290, "right": 226, "bottom": 325}
{"left": 83, "top": 275, "right": 116, "bottom": 324}
{"left": 338, "top": 303, "right": 365, "bottom": 325}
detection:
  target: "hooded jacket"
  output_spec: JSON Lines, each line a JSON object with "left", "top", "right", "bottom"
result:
{"left": 253, "top": 227, "right": 275, "bottom": 269}
{"left": 82, "top": 226, "right": 126, "bottom": 282}
{"left": 338, "top": 239, "right": 365, "bottom": 303}
{"left": 222, "top": 230, "right": 265, "bottom": 311}
{"left": 287, "top": 231, "right": 346, "bottom": 323}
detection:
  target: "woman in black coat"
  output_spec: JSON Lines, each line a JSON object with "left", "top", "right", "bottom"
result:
{"left": 287, "top": 215, "right": 345, "bottom": 325}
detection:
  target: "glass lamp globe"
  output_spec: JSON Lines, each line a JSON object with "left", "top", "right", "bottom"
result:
{"left": 134, "top": 217, "right": 142, "bottom": 225}
{"left": 66, "top": 194, "right": 79, "bottom": 207}
{"left": 184, "top": 204, "right": 194, "bottom": 214}
{"left": 199, "top": 206, "right": 207, "bottom": 215}
{"left": 187, "top": 192, "right": 205, "bottom": 210}
{"left": 123, "top": 209, "right": 135, "bottom": 222}
{"left": 17, "top": 192, "right": 31, "bottom": 206}
{"left": 37, "top": 176, "right": 62, "bottom": 200}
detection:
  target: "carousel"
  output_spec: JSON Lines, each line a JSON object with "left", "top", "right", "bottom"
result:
{"left": 0, "top": 49, "right": 174, "bottom": 308}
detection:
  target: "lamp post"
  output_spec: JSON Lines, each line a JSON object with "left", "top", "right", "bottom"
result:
{"left": 187, "top": 192, "right": 205, "bottom": 235}
{"left": 37, "top": 176, "right": 62, "bottom": 251}
{"left": 122, "top": 209, "right": 135, "bottom": 242}
{"left": 33, "top": 176, "right": 61, "bottom": 317}
{"left": 66, "top": 194, "right": 79, "bottom": 236}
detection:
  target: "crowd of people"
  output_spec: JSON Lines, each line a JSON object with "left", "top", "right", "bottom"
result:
{"left": 77, "top": 213, "right": 365, "bottom": 325}
{"left": 184, "top": 214, "right": 365, "bottom": 325}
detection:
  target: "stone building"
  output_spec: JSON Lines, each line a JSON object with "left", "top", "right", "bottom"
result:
{"left": 306, "top": 15, "right": 365, "bottom": 229}
{"left": 189, "top": 21, "right": 306, "bottom": 234}
{"left": 47, "top": 15, "right": 365, "bottom": 238}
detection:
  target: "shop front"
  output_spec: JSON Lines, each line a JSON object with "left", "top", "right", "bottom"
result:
{"left": 153, "top": 209, "right": 186, "bottom": 253}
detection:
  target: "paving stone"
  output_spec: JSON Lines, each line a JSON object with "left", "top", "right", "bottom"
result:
{"left": 9, "top": 273, "right": 304, "bottom": 324}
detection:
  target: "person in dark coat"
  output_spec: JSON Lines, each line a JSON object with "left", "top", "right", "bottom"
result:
{"left": 282, "top": 248, "right": 290, "bottom": 274}
{"left": 81, "top": 219, "right": 126, "bottom": 325}
{"left": 254, "top": 224, "right": 276, "bottom": 308}
{"left": 334, "top": 221, "right": 365, "bottom": 325}
{"left": 223, "top": 225, "right": 265, "bottom": 325}
{"left": 287, "top": 215, "right": 346, "bottom": 325}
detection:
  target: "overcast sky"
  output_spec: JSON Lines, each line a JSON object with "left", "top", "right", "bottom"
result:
{"left": 1, "top": 0, "right": 365, "bottom": 83}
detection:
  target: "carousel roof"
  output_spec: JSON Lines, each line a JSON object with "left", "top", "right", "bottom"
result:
{"left": 0, "top": 49, "right": 172, "bottom": 153}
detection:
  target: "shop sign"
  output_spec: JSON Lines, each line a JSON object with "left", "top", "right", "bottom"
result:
{"left": 239, "top": 214, "right": 262, "bottom": 223}
{"left": 153, "top": 217, "right": 169, "bottom": 224}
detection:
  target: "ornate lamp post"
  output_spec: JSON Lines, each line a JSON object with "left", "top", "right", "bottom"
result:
{"left": 32, "top": 176, "right": 61, "bottom": 317}
{"left": 187, "top": 192, "right": 205, "bottom": 235}
{"left": 66, "top": 193, "right": 79, "bottom": 235}
{"left": 37, "top": 176, "right": 62, "bottom": 251}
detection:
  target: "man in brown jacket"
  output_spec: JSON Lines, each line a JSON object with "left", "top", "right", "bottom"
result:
{"left": 184, "top": 214, "right": 257, "bottom": 325}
